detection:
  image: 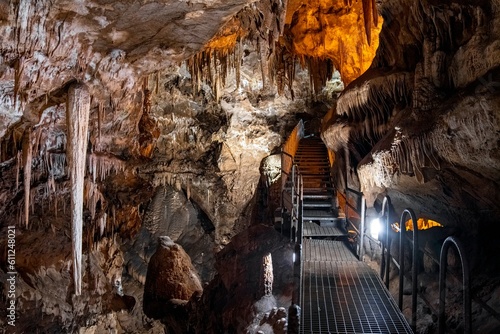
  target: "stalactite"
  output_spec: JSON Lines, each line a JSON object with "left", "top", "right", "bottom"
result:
{"left": 66, "top": 83, "right": 90, "bottom": 296}
{"left": 99, "top": 213, "right": 107, "bottom": 237}
{"left": 85, "top": 179, "right": 104, "bottom": 220}
{"left": 22, "top": 128, "right": 32, "bottom": 228}
{"left": 371, "top": 0, "right": 378, "bottom": 27}
{"left": 54, "top": 193, "right": 58, "bottom": 219}
{"left": 15, "top": 150, "right": 21, "bottom": 191}
{"left": 88, "top": 153, "right": 125, "bottom": 182}
{"left": 97, "top": 102, "right": 103, "bottom": 143}
{"left": 235, "top": 40, "right": 241, "bottom": 88}
{"left": 258, "top": 38, "right": 268, "bottom": 88}
{"left": 186, "top": 0, "right": 287, "bottom": 98}
{"left": 155, "top": 71, "right": 160, "bottom": 95}
{"left": 362, "top": 0, "right": 372, "bottom": 45}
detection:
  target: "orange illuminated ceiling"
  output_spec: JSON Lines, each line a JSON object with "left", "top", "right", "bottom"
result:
{"left": 192, "top": 0, "right": 382, "bottom": 91}
{"left": 286, "top": 0, "right": 382, "bottom": 84}
{"left": 204, "top": 17, "right": 245, "bottom": 53}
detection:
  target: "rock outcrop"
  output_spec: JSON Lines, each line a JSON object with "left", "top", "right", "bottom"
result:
{"left": 143, "top": 236, "right": 202, "bottom": 319}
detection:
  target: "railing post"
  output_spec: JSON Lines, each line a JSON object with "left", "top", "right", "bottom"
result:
{"left": 438, "top": 236, "right": 471, "bottom": 334}
{"left": 281, "top": 190, "right": 284, "bottom": 236}
{"left": 293, "top": 242, "right": 302, "bottom": 305}
{"left": 345, "top": 191, "right": 349, "bottom": 224}
{"left": 359, "top": 196, "right": 366, "bottom": 260}
{"left": 297, "top": 175, "right": 303, "bottom": 242}
{"left": 379, "top": 196, "right": 391, "bottom": 287}
{"left": 399, "top": 208, "right": 419, "bottom": 331}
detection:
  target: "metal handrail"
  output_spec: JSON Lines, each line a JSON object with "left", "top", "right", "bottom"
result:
{"left": 398, "top": 208, "right": 419, "bottom": 332}
{"left": 376, "top": 206, "right": 474, "bottom": 333}
{"left": 438, "top": 236, "right": 471, "bottom": 334}
{"left": 342, "top": 188, "right": 366, "bottom": 260}
{"left": 291, "top": 171, "right": 304, "bottom": 315}
{"left": 280, "top": 120, "right": 304, "bottom": 187}
{"left": 359, "top": 196, "right": 366, "bottom": 260}
{"left": 380, "top": 196, "right": 392, "bottom": 286}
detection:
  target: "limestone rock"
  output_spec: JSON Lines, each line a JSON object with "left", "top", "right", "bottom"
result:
{"left": 143, "top": 236, "right": 202, "bottom": 319}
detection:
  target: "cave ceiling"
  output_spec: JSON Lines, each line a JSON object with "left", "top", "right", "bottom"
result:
{"left": 0, "top": 0, "right": 381, "bottom": 231}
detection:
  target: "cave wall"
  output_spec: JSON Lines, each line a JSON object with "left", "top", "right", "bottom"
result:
{"left": 323, "top": 0, "right": 500, "bottom": 232}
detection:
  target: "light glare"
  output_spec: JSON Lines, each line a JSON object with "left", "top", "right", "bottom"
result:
{"left": 370, "top": 218, "right": 381, "bottom": 240}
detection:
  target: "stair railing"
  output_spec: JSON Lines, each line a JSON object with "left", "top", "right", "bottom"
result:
{"left": 282, "top": 120, "right": 304, "bottom": 334}
{"left": 378, "top": 205, "right": 474, "bottom": 333}
{"left": 343, "top": 188, "right": 366, "bottom": 260}
{"left": 378, "top": 203, "right": 419, "bottom": 331}
{"left": 398, "top": 208, "right": 419, "bottom": 332}
{"left": 281, "top": 120, "right": 304, "bottom": 190}
{"left": 380, "top": 196, "right": 392, "bottom": 287}
{"left": 438, "top": 236, "right": 471, "bottom": 334}
{"left": 290, "top": 166, "right": 304, "bottom": 332}
{"left": 289, "top": 165, "right": 303, "bottom": 243}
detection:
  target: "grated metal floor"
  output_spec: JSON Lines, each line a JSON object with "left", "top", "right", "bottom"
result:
{"left": 301, "top": 240, "right": 413, "bottom": 334}
{"left": 303, "top": 222, "right": 347, "bottom": 238}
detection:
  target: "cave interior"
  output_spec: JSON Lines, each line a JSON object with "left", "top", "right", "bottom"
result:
{"left": 0, "top": 0, "right": 499, "bottom": 333}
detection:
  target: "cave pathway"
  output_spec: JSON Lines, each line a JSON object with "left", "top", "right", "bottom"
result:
{"left": 293, "top": 137, "right": 413, "bottom": 333}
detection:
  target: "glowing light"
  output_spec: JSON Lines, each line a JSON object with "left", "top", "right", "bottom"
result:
{"left": 370, "top": 218, "right": 381, "bottom": 240}
{"left": 393, "top": 218, "right": 444, "bottom": 232}
{"left": 293, "top": 252, "right": 296, "bottom": 263}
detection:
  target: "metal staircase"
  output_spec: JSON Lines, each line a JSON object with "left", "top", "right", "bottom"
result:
{"left": 280, "top": 123, "right": 412, "bottom": 334}
{"left": 279, "top": 122, "right": 482, "bottom": 334}
{"left": 294, "top": 137, "right": 347, "bottom": 238}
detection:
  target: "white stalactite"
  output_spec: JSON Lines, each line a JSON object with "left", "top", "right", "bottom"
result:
{"left": 22, "top": 128, "right": 32, "bottom": 228}
{"left": 66, "top": 83, "right": 90, "bottom": 296}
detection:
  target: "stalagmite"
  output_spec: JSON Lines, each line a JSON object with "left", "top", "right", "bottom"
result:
{"left": 66, "top": 83, "right": 91, "bottom": 296}
{"left": 22, "top": 128, "right": 32, "bottom": 228}
{"left": 260, "top": 253, "right": 273, "bottom": 297}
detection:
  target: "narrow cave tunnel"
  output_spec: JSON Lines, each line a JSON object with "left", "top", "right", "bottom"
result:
{"left": 0, "top": 0, "right": 499, "bottom": 333}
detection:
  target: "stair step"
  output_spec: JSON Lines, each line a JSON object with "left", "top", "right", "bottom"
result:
{"left": 319, "top": 217, "right": 346, "bottom": 227}
{"left": 303, "top": 187, "right": 334, "bottom": 192}
{"left": 298, "top": 167, "right": 330, "bottom": 170}
{"left": 296, "top": 163, "right": 330, "bottom": 167}
{"left": 296, "top": 149, "right": 325, "bottom": 152}
{"left": 295, "top": 156, "right": 327, "bottom": 159}
{"left": 303, "top": 201, "right": 333, "bottom": 208}
{"left": 303, "top": 194, "right": 332, "bottom": 199}
{"left": 303, "top": 184, "right": 332, "bottom": 188}
{"left": 295, "top": 153, "right": 326, "bottom": 156}
{"left": 303, "top": 181, "right": 332, "bottom": 184}
{"left": 302, "top": 175, "right": 330, "bottom": 182}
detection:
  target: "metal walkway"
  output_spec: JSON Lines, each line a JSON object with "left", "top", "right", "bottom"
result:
{"left": 301, "top": 239, "right": 413, "bottom": 333}
{"left": 285, "top": 134, "right": 412, "bottom": 334}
